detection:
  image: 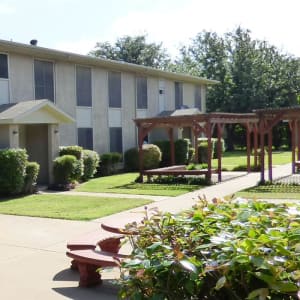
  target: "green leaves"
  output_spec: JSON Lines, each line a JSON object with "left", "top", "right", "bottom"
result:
{"left": 119, "top": 200, "right": 300, "bottom": 299}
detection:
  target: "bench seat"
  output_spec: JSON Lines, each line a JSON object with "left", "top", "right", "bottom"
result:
{"left": 66, "top": 249, "right": 128, "bottom": 287}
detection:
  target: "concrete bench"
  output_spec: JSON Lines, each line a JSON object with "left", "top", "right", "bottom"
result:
{"left": 67, "top": 232, "right": 123, "bottom": 269}
{"left": 66, "top": 249, "right": 128, "bottom": 287}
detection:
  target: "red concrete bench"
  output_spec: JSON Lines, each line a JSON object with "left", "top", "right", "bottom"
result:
{"left": 67, "top": 231, "right": 123, "bottom": 269}
{"left": 66, "top": 249, "right": 128, "bottom": 287}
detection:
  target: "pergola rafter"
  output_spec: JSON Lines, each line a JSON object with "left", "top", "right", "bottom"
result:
{"left": 134, "top": 106, "right": 300, "bottom": 183}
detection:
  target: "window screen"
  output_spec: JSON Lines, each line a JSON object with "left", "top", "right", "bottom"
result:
{"left": 136, "top": 76, "right": 147, "bottom": 109}
{"left": 34, "top": 60, "right": 54, "bottom": 101}
{"left": 175, "top": 82, "right": 183, "bottom": 109}
{"left": 194, "top": 86, "right": 202, "bottom": 109}
{"left": 78, "top": 128, "right": 93, "bottom": 150}
{"left": 108, "top": 71, "right": 121, "bottom": 108}
{"left": 76, "top": 66, "right": 92, "bottom": 106}
{"left": 0, "top": 54, "right": 8, "bottom": 79}
{"left": 109, "top": 127, "right": 123, "bottom": 153}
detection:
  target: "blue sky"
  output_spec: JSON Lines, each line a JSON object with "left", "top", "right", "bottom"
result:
{"left": 1, "top": 0, "right": 300, "bottom": 57}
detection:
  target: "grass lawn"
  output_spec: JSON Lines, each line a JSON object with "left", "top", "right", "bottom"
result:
{"left": 76, "top": 173, "right": 202, "bottom": 196}
{"left": 0, "top": 194, "right": 152, "bottom": 220}
{"left": 235, "top": 184, "right": 300, "bottom": 200}
{"left": 212, "top": 151, "right": 291, "bottom": 171}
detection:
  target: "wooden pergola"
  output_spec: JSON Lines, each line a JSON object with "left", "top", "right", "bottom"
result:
{"left": 134, "top": 107, "right": 300, "bottom": 183}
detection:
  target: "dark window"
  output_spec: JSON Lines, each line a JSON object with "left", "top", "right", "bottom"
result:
{"left": 0, "top": 54, "right": 8, "bottom": 79}
{"left": 108, "top": 71, "right": 121, "bottom": 108}
{"left": 194, "top": 86, "right": 202, "bottom": 109}
{"left": 34, "top": 60, "right": 54, "bottom": 101}
{"left": 76, "top": 66, "right": 92, "bottom": 106}
{"left": 78, "top": 128, "right": 93, "bottom": 150}
{"left": 136, "top": 76, "right": 147, "bottom": 109}
{"left": 110, "top": 127, "right": 123, "bottom": 153}
{"left": 175, "top": 82, "right": 183, "bottom": 109}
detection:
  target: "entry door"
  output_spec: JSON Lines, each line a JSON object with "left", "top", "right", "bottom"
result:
{"left": 25, "top": 125, "right": 49, "bottom": 183}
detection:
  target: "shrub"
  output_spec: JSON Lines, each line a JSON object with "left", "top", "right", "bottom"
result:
{"left": 142, "top": 144, "right": 161, "bottom": 170}
{"left": 175, "top": 139, "right": 189, "bottom": 164}
{"left": 124, "top": 148, "right": 139, "bottom": 171}
{"left": 119, "top": 199, "right": 300, "bottom": 300}
{"left": 154, "top": 140, "right": 170, "bottom": 166}
{"left": 59, "top": 145, "right": 83, "bottom": 159}
{"left": 197, "top": 138, "right": 225, "bottom": 161}
{"left": 0, "top": 148, "right": 27, "bottom": 195}
{"left": 99, "top": 152, "right": 122, "bottom": 176}
{"left": 53, "top": 155, "right": 82, "bottom": 185}
{"left": 23, "top": 162, "right": 40, "bottom": 194}
{"left": 82, "top": 150, "right": 100, "bottom": 181}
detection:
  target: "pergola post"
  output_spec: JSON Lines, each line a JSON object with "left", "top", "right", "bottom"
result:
{"left": 290, "top": 120, "right": 296, "bottom": 174}
{"left": 217, "top": 123, "right": 224, "bottom": 182}
{"left": 268, "top": 129, "right": 273, "bottom": 181}
{"left": 297, "top": 121, "right": 300, "bottom": 162}
{"left": 259, "top": 120, "right": 265, "bottom": 183}
{"left": 246, "top": 123, "right": 251, "bottom": 173}
{"left": 167, "top": 128, "right": 175, "bottom": 165}
{"left": 137, "top": 125, "right": 144, "bottom": 182}
{"left": 253, "top": 125, "right": 258, "bottom": 168}
{"left": 206, "top": 122, "right": 212, "bottom": 182}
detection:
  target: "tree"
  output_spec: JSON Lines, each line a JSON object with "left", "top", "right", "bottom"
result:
{"left": 89, "top": 35, "right": 170, "bottom": 69}
{"left": 174, "top": 27, "right": 300, "bottom": 149}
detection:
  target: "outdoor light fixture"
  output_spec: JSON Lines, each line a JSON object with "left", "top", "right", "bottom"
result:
{"left": 54, "top": 129, "right": 59, "bottom": 134}
{"left": 12, "top": 130, "right": 18, "bottom": 135}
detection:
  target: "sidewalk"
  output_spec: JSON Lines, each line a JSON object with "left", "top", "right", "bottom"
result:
{"left": 0, "top": 163, "right": 295, "bottom": 299}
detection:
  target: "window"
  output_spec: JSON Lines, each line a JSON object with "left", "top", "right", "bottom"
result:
{"left": 34, "top": 60, "right": 54, "bottom": 101}
{"left": 110, "top": 127, "right": 123, "bottom": 153}
{"left": 108, "top": 71, "right": 121, "bottom": 108}
{"left": 0, "top": 54, "right": 8, "bottom": 79}
{"left": 78, "top": 128, "right": 93, "bottom": 150}
{"left": 194, "top": 86, "right": 202, "bottom": 109}
{"left": 136, "top": 76, "right": 147, "bottom": 109}
{"left": 76, "top": 66, "right": 92, "bottom": 106}
{"left": 175, "top": 82, "right": 183, "bottom": 109}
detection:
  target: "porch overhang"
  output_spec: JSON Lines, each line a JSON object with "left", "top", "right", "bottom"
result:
{"left": 0, "top": 100, "right": 75, "bottom": 124}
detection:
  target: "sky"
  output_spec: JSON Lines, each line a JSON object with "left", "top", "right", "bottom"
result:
{"left": 1, "top": 0, "right": 300, "bottom": 58}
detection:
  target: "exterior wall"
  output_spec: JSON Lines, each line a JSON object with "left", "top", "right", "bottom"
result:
{"left": 93, "top": 68, "right": 109, "bottom": 154}
{"left": 183, "top": 83, "right": 194, "bottom": 108}
{"left": 164, "top": 79, "right": 175, "bottom": 110}
{"left": 55, "top": 61, "right": 77, "bottom": 146}
{"left": 201, "top": 85, "right": 206, "bottom": 112}
{"left": 0, "top": 125, "right": 9, "bottom": 148}
{"left": 9, "top": 53, "right": 34, "bottom": 102}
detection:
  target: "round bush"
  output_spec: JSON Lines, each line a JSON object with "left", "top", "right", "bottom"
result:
{"left": 53, "top": 155, "right": 82, "bottom": 185}
{"left": 23, "top": 161, "right": 40, "bottom": 194}
{"left": 82, "top": 150, "right": 100, "bottom": 181}
{"left": 59, "top": 145, "right": 83, "bottom": 159}
{"left": 0, "top": 148, "right": 28, "bottom": 195}
{"left": 142, "top": 144, "right": 162, "bottom": 170}
{"left": 124, "top": 148, "right": 139, "bottom": 171}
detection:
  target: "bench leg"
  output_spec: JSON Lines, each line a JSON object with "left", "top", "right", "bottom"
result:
{"left": 77, "top": 263, "right": 102, "bottom": 287}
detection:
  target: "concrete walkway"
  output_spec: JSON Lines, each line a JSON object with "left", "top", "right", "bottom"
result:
{"left": 0, "top": 163, "right": 296, "bottom": 299}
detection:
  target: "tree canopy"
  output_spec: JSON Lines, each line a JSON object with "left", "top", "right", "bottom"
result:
{"left": 89, "top": 35, "right": 170, "bottom": 69}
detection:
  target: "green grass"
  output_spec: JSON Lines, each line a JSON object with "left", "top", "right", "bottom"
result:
{"left": 212, "top": 151, "right": 291, "bottom": 171}
{"left": 0, "top": 194, "right": 152, "bottom": 220}
{"left": 76, "top": 173, "right": 202, "bottom": 196}
{"left": 235, "top": 184, "right": 300, "bottom": 200}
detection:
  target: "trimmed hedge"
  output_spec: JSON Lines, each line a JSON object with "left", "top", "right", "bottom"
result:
{"left": 82, "top": 150, "right": 100, "bottom": 181}
{"left": 59, "top": 145, "right": 83, "bottom": 159}
{"left": 23, "top": 161, "right": 40, "bottom": 194}
{"left": 197, "top": 138, "right": 225, "bottom": 163}
{"left": 99, "top": 152, "right": 122, "bottom": 176}
{"left": 124, "top": 144, "right": 161, "bottom": 171}
{"left": 53, "top": 155, "right": 82, "bottom": 185}
{"left": 0, "top": 149, "right": 28, "bottom": 195}
{"left": 153, "top": 140, "right": 170, "bottom": 167}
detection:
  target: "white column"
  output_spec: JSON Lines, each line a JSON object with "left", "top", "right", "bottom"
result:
{"left": 9, "top": 124, "right": 19, "bottom": 148}
{"left": 48, "top": 124, "right": 60, "bottom": 184}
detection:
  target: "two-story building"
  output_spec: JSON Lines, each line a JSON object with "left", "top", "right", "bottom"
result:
{"left": 0, "top": 39, "right": 217, "bottom": 182}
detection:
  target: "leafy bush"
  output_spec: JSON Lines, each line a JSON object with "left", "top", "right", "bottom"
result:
{"left": 232, "top": 164, "right": 261, "bottom": 172}
{"left": 198, "top": 138, "right": 225, "bottom": 162}
{"left": 175, "top": 139, "right": 189, "bottom": 164}
{"left": 59, "top": 145, "right": 83, "bottom": 159}
{"left": 124, "top": 148, "right": 139, "bottom": 171}
{"left": 198, "top": 141, "right": 209, "bottom": 163}
{"left": 23, "top": 161, "right": 40, "bottom": 194}
{"left": 119, "top": 199, "right": 300, "bottom": 300}
{"left": 142, "top": 144, "right": 161, "bottom": 170}
{"left": 154, "top": 140, "right": 170, "bottom": 166}
{"left": 82, "top": 150, "right": 100, "bottom": 181}
{"left": 186, "top": 163, "right": 208, "bottom": 170}
{"left": 0, "top": 149, "right": 27, "bottom": 195}
{"left": 53, "top": 155, "right": 82, "bottom": 185}
{"left": 152, "top": 175, "right": 210, "bottom": 186}
{"left": 99, "top": 152, "right": 122, "bottom": 176}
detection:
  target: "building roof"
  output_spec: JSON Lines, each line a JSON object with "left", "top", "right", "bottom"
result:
{"left": 0, "top": 100, "right": 75, "bottom": 124}
{"left": 0, "top": 39, "right": 218, "bottom": 86}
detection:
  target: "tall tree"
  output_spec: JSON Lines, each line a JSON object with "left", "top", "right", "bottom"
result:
{"left": 89, "top": 35, "right": 170, "bottom": 69}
